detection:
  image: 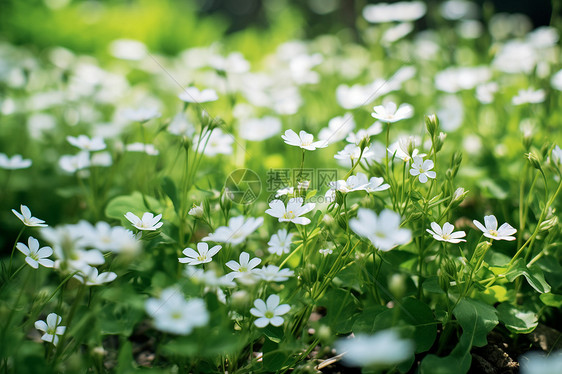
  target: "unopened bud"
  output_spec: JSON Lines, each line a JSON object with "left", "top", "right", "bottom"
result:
{"left": 525, "top": 152, "right": 542, "bottom": 171}
{"left": 539, "top": 216, "right": 559, "bottom": 231}
{"left": 434, "top": 132, "right": 447, "bottom": 153}
{"left": 188, "top": 203, "right": 204, "bottom": 218}
{"left": 388, "top": 273, "right": 407, "bottom": 298}
{"left": 472, "top": 241, "right": 492, "bottom": 263}
{"left": 425, "top": 114, "right": 439, "bottom": 138}
{"left": 451, "top": 187, "right": 469, "bottom": 207}
{"left": 359, "top": 136, "right": 371, "bottom": 151}
{"left": 336, "top": 214, "right": 347, "bottom": 230}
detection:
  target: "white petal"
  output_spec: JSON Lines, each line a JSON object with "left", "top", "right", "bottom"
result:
{"left": 484, "top": 215, "right": 498, "bottom": 230}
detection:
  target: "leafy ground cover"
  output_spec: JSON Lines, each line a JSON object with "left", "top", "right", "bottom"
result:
{"left": 1, "top": 1, "right": 562, "bottom": 373}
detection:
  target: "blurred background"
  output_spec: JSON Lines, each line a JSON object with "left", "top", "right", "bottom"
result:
{"left": 0, "top": 0, "right": 555, "bottom": 58}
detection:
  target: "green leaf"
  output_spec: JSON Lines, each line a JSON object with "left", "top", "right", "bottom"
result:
{"left": 505, "top": 259, "right": 551, "bottom": 294}
{"left": 453, "top": 298, "right": 498, "bottom": 348}
{"left": 263, "top": 324, "right": 284, "bottom": 343}
{"left": 374, "top": 297, "right": 436, "bottom": 354}
{"left": 497, "top": 302, "right": 538, "bottom": 334}
{"left": 540, "top": 293, "right": 562, "bottom": 308}
{"left": 161, "top": 176, "right": 179, "bottom": 213}
{"left": 352, "top": 304, "right": 386, "bottom": 333}
{"left": 423, "top": 276, "right": 445, "bottom": 294}
{"left": 116, "top": 340, "right": 135, "bottom": 374}
{"left": 105, "top": 191, "right": 162, "bottom": 224}
{"left": 319, "top": 288, "right": 360, "bottom": 334}
{"left": 262, "top": 339, "right": 289, "bottom": 372}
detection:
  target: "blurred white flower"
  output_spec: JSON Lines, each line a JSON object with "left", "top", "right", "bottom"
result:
{"left": 250, "top": 294, "right": 291, "bottom": 328}
{"left": 202, "top": 216, "right": 263, "bottom": 245}
{"left": 126, "top": 143, "right": 159, "bottom": 156}
{"left": 168, "top": 113, "right": 196, "bottom": 138}
{"left": 239, "top": 116, "right": 282, "bottom": 141}
{"left": 350, "top": 209, "right": 411, "bottom": 251}
{"left": 179, "top": 87, "right": 218, "bottom": 103}
{"left": 435, "top": 66, "right": 491, "bottom": 93}
{"left": 66, "top": 135, "right": 106, "bottom": 151}
{"left": 188, "top": 203, "right": 204, "bottom": 218}
{"left": 526, "top": 26, "right": 559, "bottom": 49}
{"left": 73, "top": 265, "right": 117, "bottom": 286}
{"left": 124, "top": 212, "right": 163, "bottom": 231}
{"left": 409, "top": 156, "right": 436, "bottom": 183}
{"left": 473, "top": 215, "right": 517, "bottom": 241}
{"left": 122, "top": 107, "right": 161, "bottom": 122}
{"left": 209, "top": 52, "right": 250, "bottom": 74}
{"left": 318, "top": 113, "right": 356, "bottom": 144}
{"left": 476, "top": 82, "right": 499, "bottom": 104}
{"left": 91, "top": 152, "right": 112, "bottom": 167}
{"left": 551, "top": 69, "right": 562, "bottom": 91}
{"left": 16, "top": 236, "right": 54, "bottom": 269}
{"left": 193, "top": 128, "right": 234, "bottom": 156}
{"left": 493, "top": 41, "right": 536, "bottom": 74}
{"left": 335, "top": 330, "right": 414, "bottom": 367}
{"left": 145, "top": 287, "right": 208, "bottom": 335}
{"left": 35, "top": 313, "right": 66, "bottom": 346}
{"left": 427, "top": 222, "right": 466, "bottom": 243}
{"left": 346, "top": 122, "right": 383, "bottom": 145}
{"left": 512, "top": 88, "right": 546, "bottom": 106}
{"left": 281, "top": 129, "right": 327, "bottom": 150}
{"left": 551, "top": 145, "right": 562, "bottom": 166}
{"left": 255, "top": 265, "right": 294, "bottom": 282}
{"left": 59, "top": 151, "right": 90, "bottom": 173}
{"left": 440, "top": 0, "right": 479, "bottom": 20}
{"left": 319, "top": 248, "right": 333, "bottom": 255}
{"left": 371, "top": 102, "right": 413, "bottom": 123}
{"left": 0, "top": 153, "right": 32, "bottom": 170}
{"left": 363, "top": 1, "right": 426, "bottom": 23}
{"left": 179, "top": 242, "right": 221, "bottom": 265}
{"left": 266, "top": 198, "right": 315, "bottom": 225}
{"left": 520, "top": 350, "right": 562, "bottom": 374}
{"left": 12, "top": 205, "right": 47, "bottom": 227}
{"left": 267, "top": 229, "right": 294, "bottom": 255}
{"left": 109, "top": 39, "right": 147, "bottom": 61}
{"left": 382, "top": 22, "right": 414, "bottom": 44}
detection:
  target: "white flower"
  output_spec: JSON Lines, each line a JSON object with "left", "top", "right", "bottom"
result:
{"left": 250, "top": 294, "right": 291, "bottom": 328}
{"left": 0, "top": 153, "right": 32, "bottom": 170}
{"left": 179, "top": 87, "right": 219, "bottom": 103}
{"left": 346, "top": 122, "right": 383, "bottom": 145}
{"left": 73, "top": 265, "right": 117, "bottom": 286}
{"left": 179, "top": 242, "right": 221, "bottom": 265}
{"left": 12, "top": 205, "right": 47, "bottom": 227}
{"left": 16, "top": 237, "right": 54, "bottom": 269}
{"left": 209, "top": 52, "right": 250, "bottom": 74}
{"left": 267, "top": 229, "right": 294, "bottom": 255}
{"left": 202, "top": 216, "right": 263, "bottom": 245}
{"left": 66, "top": 135, "right": 106, "bottom": 151}
{"left": 427, "top": 222, "right": 466, "bottom": 243}
{"left": 193, "top": 128, "right": 234, "bottom": 156}
{"left": 126, "top": 143, "right": 159, "bottom": 156}
{"left": 255, "top": 265, "right": 294, "bottom": 282}
{"left": 387, "top": 137, "right": 425, "bottom": 163}
{"left": 364, "top": 176, "right": 391, "bottom": 193}
{"left": 225, "top": 251, "right": 262, "bottom": 283}
{"left": 349, "top": 209, "right": 411, "bottom": 251}
{"left": 265, "top": 198, "right": 315, "bottom": 225}
{"left": 168, "top": 113, "right": 196, "bottom": 138}
{"left": 335, "top": 330, "right": 414, "bottom": 367}
{"left": 476, "top": 82, "right": 499, "bottom": 104}
{"left": 434, "top": 66, "right": 492, "bottom": 93}
{"left": 520, "top": 350, "right": 562, "bottom": 374}
{"left": 281, "top": 129, "right": 327, "bottom": 151}
{"left": 91, "top": 152, "right": 112, "bottom": 167}
{"left": 551, "top": 69, "right": 562, "bottom": 91}
{"left": 239, "top": 116, "right": 282, "bottom": 141}
{"left": 334, "top": 144, "right": 366, "bottom": 162}
{"left": 122, "top": 107, "right": 161, "bottom": 122}
{"left": 145, "top": 287, "right": 209, "bottom": 335}
{"left": 109, "top": 39, "right": 147, "bottom": 60}
{"left": 188, "top": 203, "right": 204, "bottom": 218}
{"left": 363, "top": 1, "right": 426, "bottom": 23}
{"left": 551, "top": 145, "right": 562, "bottom": 166}
{"left": 336, "top": 83, "right": 374, "bottom": 110}
{"left": 318, "top": 113, "right": 356, "bottom": 144}
{"left": 319, "top": 248, "right": 333, "bottom": 255}
{"left": 473, "top": 215, "right": 517, "bottom": 241}
{"left": 409, "top": 156, "right": 436, "bottom": 183}
{"left": 59, "top": 152, "right": 91, "bottom": 173}
{"left": 185, "top": 267, "right": 235, "bottom": 288}
{"left": 371, "top": 102, "right": 414, "bottom": 123}
{"left": 512, "top": 88, "right": 546, "bottom": 105}
{"left": 35, "top": 313, "right": 66, "bottom": 346}
{"left": 124, "top": 212, "right": 163, "bottom": 231}
{"left": 326, "top": 173, "right": 385, "bottom": 200}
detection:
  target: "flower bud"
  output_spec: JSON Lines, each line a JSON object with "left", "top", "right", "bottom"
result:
{"left": 358, "top": 136, "right": 371, "bottom": 152}
{"left": 434, "top": 132, "right": 447, "bottom": 153}
{"left": 525, "top": 152, "right": 542, "bottom": 171}
{"left": 425, "top": 114, "right": 439, "bottom": 138}
{"left": 539, "top": 216, "right": 558, "bottom": 231}
{"left": 388, "top": 273, "right": 407, "bottom": 298}
{"left": 188, "top": 203, "right": 204, "bottom": 218}
{"left": 336, "top": 214, "right": 347, "bottom": 230}
{"left": 471, "top": 241, "right": 492, "bottom": 264}
{"left": 451, "top": 187, "right": 469, "bottom": 207}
